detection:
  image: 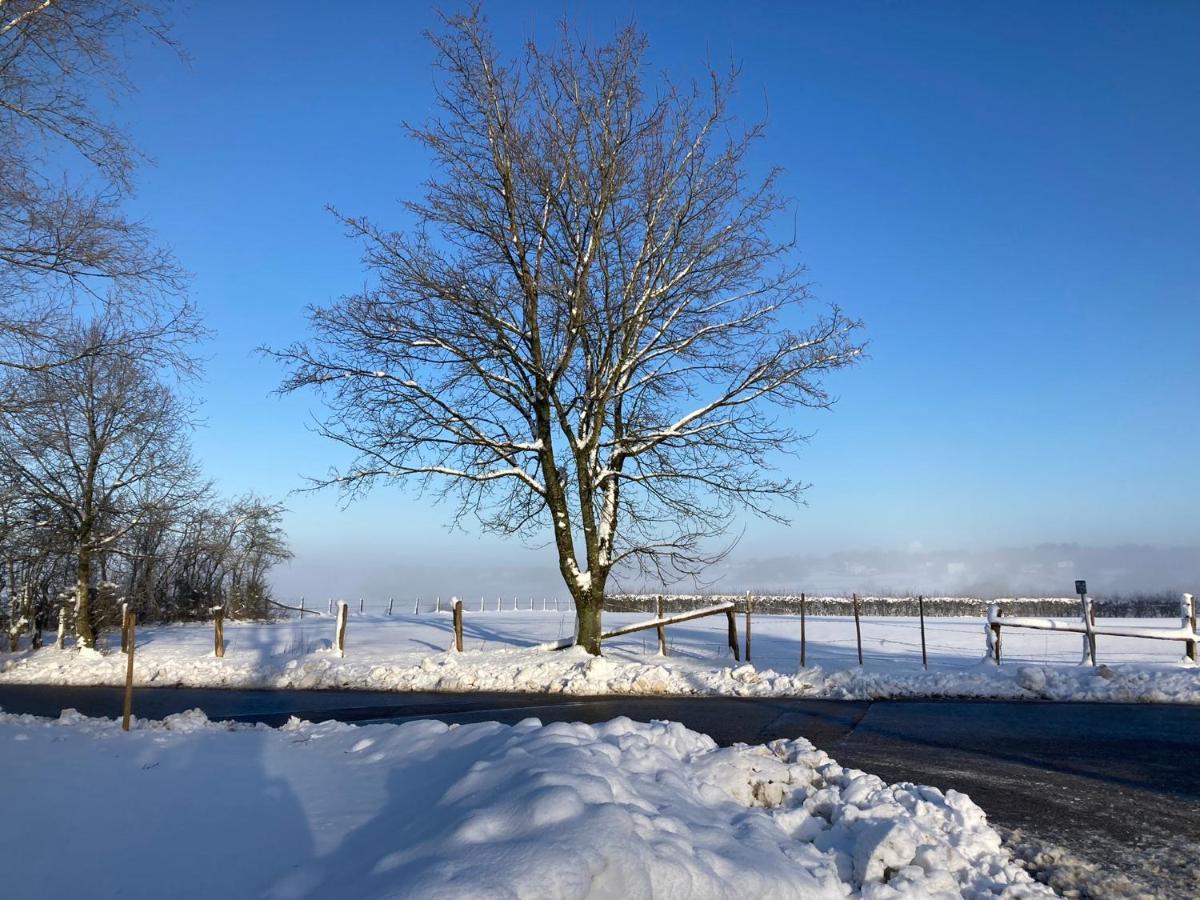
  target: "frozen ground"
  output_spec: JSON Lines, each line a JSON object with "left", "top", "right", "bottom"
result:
{"left": 0, "top": 707, "right": 1050, "bottom": 899}
{"left": 1, "top": 611, "right": 1196, "bottom": 702}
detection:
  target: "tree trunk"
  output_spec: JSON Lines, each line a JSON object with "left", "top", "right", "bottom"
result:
{"left": 574, "top": 581, "right": 605, "bottom": 655}
{"left": 75, "top": 549, "right": 95, "bottom": 649}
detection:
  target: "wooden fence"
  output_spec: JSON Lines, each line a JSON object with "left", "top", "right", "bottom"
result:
{"left": 987, "top": 593, "right": 1197, "bottom": 666}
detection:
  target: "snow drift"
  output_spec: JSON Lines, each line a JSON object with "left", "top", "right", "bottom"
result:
{"left": 0, "top": 709, "right": 1049, "bottom": 898}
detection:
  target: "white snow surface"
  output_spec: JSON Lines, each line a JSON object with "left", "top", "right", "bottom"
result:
{"left": 2, "top": 612, "right": 1197, "bottom": 702}
{"left": 0, "top": 708, "right": 1050, "bottom": 899}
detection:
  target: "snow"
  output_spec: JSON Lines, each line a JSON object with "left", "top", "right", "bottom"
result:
{"left": 0, "top": 708, "right": 1050, "bottom": 899}
{"left": 1, "top": 611, "right": 1197, "bottom": 702}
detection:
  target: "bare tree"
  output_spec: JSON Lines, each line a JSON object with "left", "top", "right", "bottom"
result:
{"left": 0, "top": 314, "right": 201, "bottom": 646}
{"left": 274, "top": 12, "right": 864, "bottom": 653}
{"left": 0, "top": 0, "right": 185, "bottom": 373}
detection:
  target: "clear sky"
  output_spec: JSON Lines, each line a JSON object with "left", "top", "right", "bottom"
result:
{"left": 111, "top": 1, "right": 1199, "bottom": 600}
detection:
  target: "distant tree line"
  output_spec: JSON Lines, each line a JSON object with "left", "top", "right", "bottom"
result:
{"left": 607, "top": 592, "right": 1187, "bottom": 618}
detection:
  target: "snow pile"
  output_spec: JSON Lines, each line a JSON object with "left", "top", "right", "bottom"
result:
{"left": 0, "top": 708, "right": 1048, "bottom": 898}
{"left": 3, "top": 639, "right": 1198, "bottom": 703}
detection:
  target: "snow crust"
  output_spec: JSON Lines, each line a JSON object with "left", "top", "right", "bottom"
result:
{"left": 0, "top": 708, "right": 1050, "bottom": 899}
{"left": 2, "top": 612, "right": 1197, "bottom": 702}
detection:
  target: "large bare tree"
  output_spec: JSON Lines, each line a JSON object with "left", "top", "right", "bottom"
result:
{"left": 0, "top": 0, "right": 185, "bottom": 373}
{"left": 275, "top": 13, "right": 864, "bottom": 653}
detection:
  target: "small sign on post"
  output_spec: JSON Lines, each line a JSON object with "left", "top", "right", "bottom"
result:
{"left": 1076, "top": 580, "right": 1096, "bottom": 666}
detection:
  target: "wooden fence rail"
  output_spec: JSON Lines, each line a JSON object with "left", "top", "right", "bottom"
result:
{"left": 987, "top": 593, "right": 1198, "bottom": 666}
{"left": 543, "top": 601, "right": 740, "bottom": 657}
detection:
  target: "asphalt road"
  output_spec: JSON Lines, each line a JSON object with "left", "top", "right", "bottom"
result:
{"left": 1, "top": 685, "right": 1196, "bottom": 898}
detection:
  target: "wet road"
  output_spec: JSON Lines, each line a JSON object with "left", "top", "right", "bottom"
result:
{"left": 1, "top": 685, "right": 1196, "bottom": 898}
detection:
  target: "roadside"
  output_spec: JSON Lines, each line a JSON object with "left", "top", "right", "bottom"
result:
{"left": 0, "top": 686, "right": 1196, "bottom": 897}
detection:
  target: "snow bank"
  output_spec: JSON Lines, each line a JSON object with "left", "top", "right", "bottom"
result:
{"left": 0, "top": 708, "right": 1048, "bottom": 898}
{"left": 3, "top": 641, "right": 1198, "bottom": 703}
{"left": 2, "top": 613, "right": 1197, "bottom": 702}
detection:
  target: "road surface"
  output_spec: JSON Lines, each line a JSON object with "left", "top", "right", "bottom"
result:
{"left": 1, "top": 685, "right": 1195, "bottom": 898}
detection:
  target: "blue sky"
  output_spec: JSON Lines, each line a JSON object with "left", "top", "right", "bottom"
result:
{"left": 111, "top": 1, "right": 1198, "bottom": 599}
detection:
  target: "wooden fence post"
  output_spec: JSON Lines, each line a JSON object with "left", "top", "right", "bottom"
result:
{"left": 988, "top": 604, "right": 1002, "bottom": 665}
{"left": 436, "top": 596, "right": 442, "bottom": 613}
{"left": 452, "top": 598, "right": 463, "bottom": 652}
{"left": 1081, "top": 595, "right": 1097, "bottom": 667}
{"left": 655, "top": 595, "right": 667, "bottom": 656}
{"left": 387, "top": 597, "right": 394, "bottom": 616}
{"left": 327, "top": 598, "right": 333, "bottom": 615}
{"left": 335, "top": 602, "right": 348, "bottom": 657}
{"left": 214, "top": 606, "right": 225, "bottom": 658}
{"left": 299, "top": 597, "right": 306, "bottom": 619}
{"left": 725, "top": 607, "right": 740, "bottom": 661}
{"left": 799, "top": 592, "right": 807, "bottom": 668}
{"left": 56, "top": 606, "right": 66, "bottom": 650}
{"left": 744, "top": 591, "right": 753, "bottom": 663}
{"left": 120, "top": 601, "right": 129, "bottom": 653}
{"left": 1184, "top": 593, "right": 1196, "bottom": 662}
{"left": 852, "top": 593, "right": 863, "bottom": 666}
{"left": 121, "top": 611, "right": 136, "bottom": 731}
{"left": 414, "top": 598, "right": 420, "bottom": 615}
{"left": 359, "top": 597, "right": 364, "bottom": 615}
{"left": 918, "top": 594, "right": 928, "bottom": 670}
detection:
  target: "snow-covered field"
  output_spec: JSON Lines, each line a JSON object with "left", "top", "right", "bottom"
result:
{"left": 2, "top": 610, "right": 1197, "bottom": 702}
{"left": 0, "top": 707, "right": 1050, "bottom": 899}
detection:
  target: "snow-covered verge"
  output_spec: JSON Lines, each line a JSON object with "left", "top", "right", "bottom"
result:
{"left": 0, "top": 708, "right": 1050, "bottom": 899}
{"left": 1, "top": 612, "right": 1197, "bottom": 702}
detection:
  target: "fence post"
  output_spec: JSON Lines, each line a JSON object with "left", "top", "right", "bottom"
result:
{"left": 656, "top": 595, "right": 667, "bottom": 656}
{"left": 335, "top": 601, "right": 348, "bottom": 657}
{"left": 56, "top": 606, "right": 66, "bottom": 650}
{"left": 1184, "top": 593, "right": 1196, "bottom": 663}
{"left": 299, "top": 597, "right": 305, "bottom": 619}
{"left": 918, "top": 594, "right": 928, "bottom": 670}
{"left": 121, "top": 611, "right": 136, "bottom": 731}
{"left": 387, "top": 597, "right": 394, "bottom": 616}
{"left": 414, "top": 598, "right": 420, "bottom": 615}
{"left": 327, "top": 598, "right": 333, "bottom": 616}
{"left": 744, "top": 591, "right": 753, "bottom": 663}
{"left": 120, "top": 601, "right": 129, "bottom": 653}
{"left": 452, "top": 598, "right": 464, "bottom": 652}
{"left": 987, "top": 603, "right": 1002, "bottom": 665}
{"left": 214, "top": 606, "right": 225, "bottom": 658}
{"left": 359, "top": 597, "right": 364, "bottom": 615}
{"left": 497, "top": 596, "right": 501, "bottom": 612}
{"left": 799, "top": 592, "right": 807, "bottom": 668}
{"left": 480, "top": 596, "right": 484, "bottom": 613}
{"left": 1081, "top": 595, "right": 1097, "bottom": 667}
{"left": 725, "top": 606, "right": 740, "bottom": 661}
{"left": 436, "top": 596, "right": 442, "bottom": 613}
{"left": 852, "top": 593, "right": 863, "bottom": 667}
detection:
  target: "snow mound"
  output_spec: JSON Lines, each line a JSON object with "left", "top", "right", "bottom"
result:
{"left": 0, "top": 708, "right": 1048, "bottom": 898}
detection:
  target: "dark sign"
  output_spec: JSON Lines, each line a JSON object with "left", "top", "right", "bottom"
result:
{"left": 1075, "top": 580, "right": 1087, "bottom": 595}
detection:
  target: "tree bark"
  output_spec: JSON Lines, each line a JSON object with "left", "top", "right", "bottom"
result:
{"left": 575, "top": 590, "right": 604, "bottom": 656}
{"left": 75, "top": 547, "right": 96, "bottom": 649}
